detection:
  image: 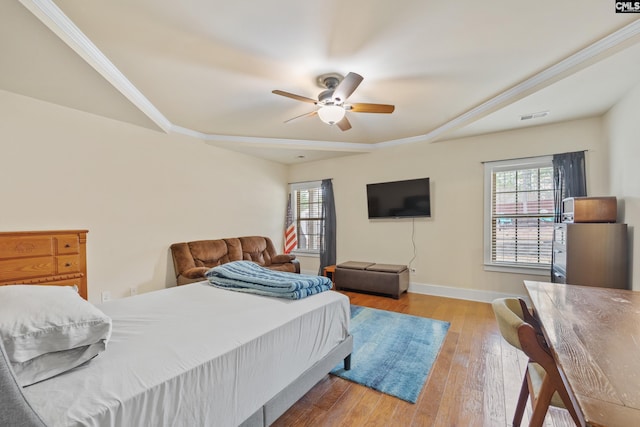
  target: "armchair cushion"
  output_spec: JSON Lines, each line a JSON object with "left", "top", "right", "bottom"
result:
{"left": 272, "top": 254, "right": 296, "bottom": 264}
{"left": 189, "top": 240, "right": 232, "bottom": 267}
{"left": 181, "top": 267, "right": 210, "bottom": 279}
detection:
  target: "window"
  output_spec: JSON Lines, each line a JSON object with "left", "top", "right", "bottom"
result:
{"left": 290, "top": 181, "right": 324, "bottom": 254}
{"left": 484, "top": 156, "right": 554, "bottom": 274}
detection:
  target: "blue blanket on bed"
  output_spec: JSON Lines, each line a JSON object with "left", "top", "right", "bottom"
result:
{"left": 204, "top": 261, "right": 332, "bottom": 299}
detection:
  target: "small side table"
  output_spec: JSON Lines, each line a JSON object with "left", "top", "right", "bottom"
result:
{"left": 323, "top": 265, "right": 336, "bottom": 282}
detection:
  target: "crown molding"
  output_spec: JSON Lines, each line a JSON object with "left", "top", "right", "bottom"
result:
{"left": 18, "top": 1, "right": 640, "bottom": 152}
{"left": 18, "top": 0, "right": 173, "bottom": 133}
{"left": 379, "top": 19, "right": 640, "bottom": 147}
{"left": 170, "top": 125, "right": 375, "bottom": 152}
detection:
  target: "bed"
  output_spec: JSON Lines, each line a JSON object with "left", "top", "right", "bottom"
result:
{"left": 0, "top": 231, "right": 353, "bottom": 427}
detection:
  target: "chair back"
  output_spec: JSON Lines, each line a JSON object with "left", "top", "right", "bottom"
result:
{"left": 0, "top": 337, "right": 47, "bottom": 427}
{"left": 492, "top": 298, "right": 557, "bottom": 372}
{"left": 492, "top": 298, "right": 583, "bottom": 426}
{"left": 492, "top": 297, "right": 527, "bottom": 350}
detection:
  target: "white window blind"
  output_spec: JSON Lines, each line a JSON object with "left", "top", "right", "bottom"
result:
{"left": 484, "top": 156, "right": 554, "bottom": 273}
{"left": 290, "top": 181, "right": 324, "bottom": 253}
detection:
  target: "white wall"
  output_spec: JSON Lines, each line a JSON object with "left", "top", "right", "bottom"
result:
{"left": 289, "top": 117, "right": 609, "bottom": 298}
{"left": 0, "top": 90, "right": 288, "bottom": 304}
{"left": 604, "top": 82, "right": 640, "bottom": 290}
{"left": 2, "top": 85, "right": 626, "bottom": 302}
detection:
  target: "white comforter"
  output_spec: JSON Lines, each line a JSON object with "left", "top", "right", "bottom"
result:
{"left": 24, "top": 282, "right": 350, "bottom": 427}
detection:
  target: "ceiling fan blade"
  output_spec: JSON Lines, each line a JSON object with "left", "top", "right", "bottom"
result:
{"left": 336, "top": 116, "right": 352, "bottom": 131}
{"left": 332, "top": 72, "right": 363, "bottom": 103}
{"left": 284, "top": 110, "right": 318, "bottom": 123}
{"left": 349, "top": 103, "right": 395, "bottom": 113}
{"left": 272, "top": 90, "right": 317, "bottom": 104}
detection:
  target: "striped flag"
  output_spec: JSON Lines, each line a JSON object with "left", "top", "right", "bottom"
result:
{"left": 284, "top": 194, "right": 297, "bottom": 254}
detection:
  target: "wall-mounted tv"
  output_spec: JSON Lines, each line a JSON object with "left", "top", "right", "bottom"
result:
{"left": 366, "top": 177, "right": 431, "bottom": 219}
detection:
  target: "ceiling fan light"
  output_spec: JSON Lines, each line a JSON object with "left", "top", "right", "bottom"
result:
{"left": 317, "top": 105, "right": 345, "bottom": 125}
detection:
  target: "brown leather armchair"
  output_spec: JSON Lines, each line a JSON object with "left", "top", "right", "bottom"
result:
{"left": 170, "top": 236, "right": 300, "bottom": 285}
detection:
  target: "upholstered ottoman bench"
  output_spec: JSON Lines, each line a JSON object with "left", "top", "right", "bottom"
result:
{"left": 334, "top": 261, "right": 409, "bottom": 299}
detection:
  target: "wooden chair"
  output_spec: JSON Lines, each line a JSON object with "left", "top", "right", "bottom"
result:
{"left": 0, "top": 338, "right": 47, "bottom": 427}
{"left": 491, "top": 298, "right": 582, "bottom": 427}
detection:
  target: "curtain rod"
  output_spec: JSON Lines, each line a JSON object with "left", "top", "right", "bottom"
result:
{"left": 480, "top": 150, "right": 587, "bottom": 164}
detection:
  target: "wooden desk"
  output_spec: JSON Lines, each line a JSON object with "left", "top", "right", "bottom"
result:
{"left": 524, "top": 281, "right": 640, "bottom": 427}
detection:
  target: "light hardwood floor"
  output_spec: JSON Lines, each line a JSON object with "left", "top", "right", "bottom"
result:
{"left": 273, "top": 291, "right": 575, "bottom": 427}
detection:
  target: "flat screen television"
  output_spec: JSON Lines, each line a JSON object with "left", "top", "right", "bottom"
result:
{"left": 366, "top": 177, "right": 431, "bottom": 219}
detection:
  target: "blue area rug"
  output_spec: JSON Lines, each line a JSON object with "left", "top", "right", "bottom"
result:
{"left": 331, "top": 305, "right": 450, "bottom": 403}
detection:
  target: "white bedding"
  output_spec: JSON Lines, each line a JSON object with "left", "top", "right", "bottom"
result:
{"left": 23, "top": 282, "right": 350, "bottom": 427}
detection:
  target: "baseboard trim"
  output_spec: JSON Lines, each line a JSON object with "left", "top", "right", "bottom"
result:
{"left": 408, "top": 281, "right": 527, "bottom": 303}
{"left": 317, "top": 267, "right": 528, "bottom": 304}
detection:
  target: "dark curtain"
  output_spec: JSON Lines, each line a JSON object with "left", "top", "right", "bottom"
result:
{"left": 553, "top": 151, "right": 587, "bottom": 222}
{"left": 318, "top": 179, "right": 336, "bottom": 275}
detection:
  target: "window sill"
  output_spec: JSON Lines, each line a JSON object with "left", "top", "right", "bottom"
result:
{"left": 484, "top": 264, "right": 551, "bottom": 276}
{"left": 291, "top": 250, "right": 320, "bottom": 258}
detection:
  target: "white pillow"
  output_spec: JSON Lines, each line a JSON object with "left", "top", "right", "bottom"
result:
{"left": 0, "top": 285, "right": 112, "bottom": 386}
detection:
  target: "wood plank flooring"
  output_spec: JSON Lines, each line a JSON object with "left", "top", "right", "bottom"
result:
{"left": 273, "top": 291, "right": 575, "bottom": 427}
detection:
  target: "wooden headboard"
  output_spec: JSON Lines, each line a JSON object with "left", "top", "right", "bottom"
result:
{"left": 0, "top": 230, "right": 88, "bottom": 299}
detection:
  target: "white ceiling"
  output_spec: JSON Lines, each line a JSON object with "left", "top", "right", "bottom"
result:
{"left": 2, "top": 1, "right": 640, "bottom": 164}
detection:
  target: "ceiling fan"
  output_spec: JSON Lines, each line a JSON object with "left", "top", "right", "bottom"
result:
{"left": 272, "top": 72, "right": 395, "bottom": 131}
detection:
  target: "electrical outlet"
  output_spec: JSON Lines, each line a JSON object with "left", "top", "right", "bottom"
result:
{"left": 410, "top": 268, "right": 416, "bottom": 273}
{"left": 130, "top": 286, "right": 138, "bottom": 296}
{"left": 101, "top": 291, "right": 111, "bottom": 303}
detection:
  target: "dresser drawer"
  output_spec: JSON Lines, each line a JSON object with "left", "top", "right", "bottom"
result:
{"left": 0, "top": 236, "right": 53, "bottom": 259}
{"left": 553, "top": 224, "right": 567, "bottom": 246}
{"left": 552, "top": 248, "right": 566, "bottom": 270}
{"left": 0, "top": 257, "right": 55, "bottom": 281}
{"left": 34, "top": 279, "right": 84, "bottom": 289}
{"left": 552, "top": 268, "right": 566, "bottom": 284}
{"left": 56, "top": 235, "right": 80, "bottom": 254}
{"left": 57, "top": 255, "right": 80, "bottom": 274}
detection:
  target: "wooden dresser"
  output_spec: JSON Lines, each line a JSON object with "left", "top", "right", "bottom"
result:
{"left": 0, "top": 230, "right": 88, "bottom": 299}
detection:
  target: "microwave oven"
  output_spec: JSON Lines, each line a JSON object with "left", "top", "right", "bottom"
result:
{"left": 562, "top": 196, "right": 617, "bottom": 223}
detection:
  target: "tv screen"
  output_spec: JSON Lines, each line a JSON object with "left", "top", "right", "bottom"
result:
{"left": 366, "top": 178, "right": 431, "bottom": 219}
